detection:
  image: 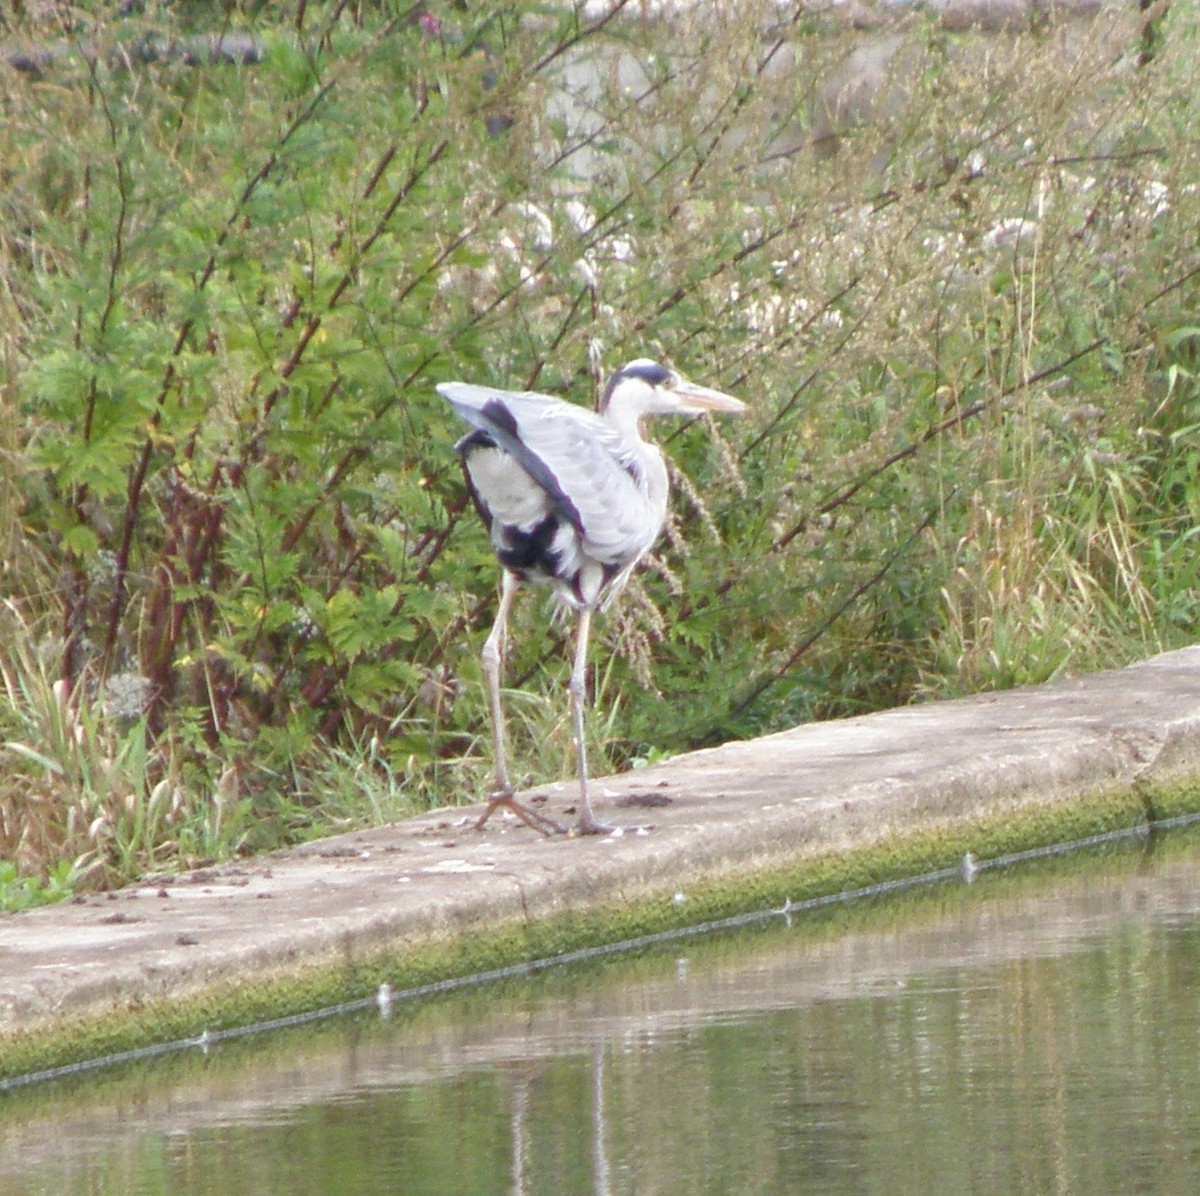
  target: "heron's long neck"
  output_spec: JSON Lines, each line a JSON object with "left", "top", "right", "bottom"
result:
{"left": 604, "top": 398, "right": 645, "bottom": 448}
{"left": 607, "top": 407, "right": 669, "bottom": 520}
{"left": 640, "top": 440, "right": 669, "bottom": 523}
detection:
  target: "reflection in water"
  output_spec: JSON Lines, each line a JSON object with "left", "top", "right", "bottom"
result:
{"left": 510, "top": 1067, "right": 530, "bottom": 1193}
{"left": 591, "top": 1043, "right": 611, "bottom": 1196}
{"left": 5, "top": 832, "right": 1200, "bottom": 1194}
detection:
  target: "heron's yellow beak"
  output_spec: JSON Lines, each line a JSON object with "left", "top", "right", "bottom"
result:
{"left": 672, "top": 378, "right": 746, "bottom": 415}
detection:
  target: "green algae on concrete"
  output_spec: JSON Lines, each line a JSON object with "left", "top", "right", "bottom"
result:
{"left": 12, "top": 825, "right": 1200, "bottom": 1126}
{"left": 0, "top": 777, "right": 1171, "bottom": 1086}
{"left": 6, "top": 647, "right": 1200, "bottom": 1087}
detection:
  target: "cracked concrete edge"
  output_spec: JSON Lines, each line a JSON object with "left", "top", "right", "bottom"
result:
{"left": 3, "top": 647, "right": 1200, "bottom": 1082}
{"left": 0, "top": 785, "right": 1172, "bottom": 1085}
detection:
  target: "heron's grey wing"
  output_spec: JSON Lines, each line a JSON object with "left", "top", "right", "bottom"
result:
{"left": 439, "top": 383, "right": 658, "bottom": 564}
{"left": 439, "top": 383, "right": 588, "bottom": 537}
{"left": 503, "top": 397, "right": 659, "bottom": 564}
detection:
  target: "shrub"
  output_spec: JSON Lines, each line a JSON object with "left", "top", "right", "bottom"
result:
{"left": 0, "top": 0, "right": 1196, "bottom": 887}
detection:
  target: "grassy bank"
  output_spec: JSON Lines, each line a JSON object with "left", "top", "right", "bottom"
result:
{"left": 0, "top": 0, "right": 1197, "bottom": 902}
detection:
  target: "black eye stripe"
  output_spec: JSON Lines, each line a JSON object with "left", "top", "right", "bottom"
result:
{"left": 600, "top": 359, "right": 673, "bottom": 409}
{"left": 618, "top": 360, "right": 672, "bottom": 387}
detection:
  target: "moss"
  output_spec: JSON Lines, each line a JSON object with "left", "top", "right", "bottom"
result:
{"left": 1139, "top": 778, "right": 1200, "bottom": 823}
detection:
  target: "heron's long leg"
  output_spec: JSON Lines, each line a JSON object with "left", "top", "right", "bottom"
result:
{"left": 476, "top": 572, "right": 565, "bottom": 835}
{"left": 481, "top": 571, "right": 518, "bottom": 794}
{"left": 569, "top": 607, "right": 614, "bottom": 836}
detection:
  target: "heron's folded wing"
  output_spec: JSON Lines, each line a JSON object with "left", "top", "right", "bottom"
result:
{"left": 439, "top": 384, "right": 657, "bottom": 564}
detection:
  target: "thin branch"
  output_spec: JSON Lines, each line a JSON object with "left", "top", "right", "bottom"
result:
{"left": 725, "top": 495, "right": 951, "bottom": 724}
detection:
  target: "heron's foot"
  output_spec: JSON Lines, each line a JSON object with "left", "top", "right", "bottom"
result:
{"left": 475, "top": 789, "right": 567, "bottom": 836}
{"left": 573, "top": 811, "right": 616, "bottom": 837}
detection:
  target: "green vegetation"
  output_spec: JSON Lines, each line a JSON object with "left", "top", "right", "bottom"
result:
{"left": 0, "top": 1, "right": 1196, "bottom": 897}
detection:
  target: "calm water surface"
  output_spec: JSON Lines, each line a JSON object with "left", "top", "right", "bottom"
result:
{"left": 5, "top": 831, "right": 1200, "bottom": 1195}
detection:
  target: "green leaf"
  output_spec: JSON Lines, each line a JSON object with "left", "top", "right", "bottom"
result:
{"left": 61, "top": 523, "right": 100, "bottom": 558}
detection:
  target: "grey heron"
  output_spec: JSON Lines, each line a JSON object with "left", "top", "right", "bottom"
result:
{"left": 440, "top": 359, "right": 745, "bottom": 836}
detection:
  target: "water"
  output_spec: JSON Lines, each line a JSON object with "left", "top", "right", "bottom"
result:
{"left": 4, "top": 830, "right": 1200, "bottom": 1195}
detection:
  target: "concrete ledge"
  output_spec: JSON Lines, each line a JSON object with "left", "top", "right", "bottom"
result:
{"left": 3, "top": 646, "right": 1200, "bottom": 1081}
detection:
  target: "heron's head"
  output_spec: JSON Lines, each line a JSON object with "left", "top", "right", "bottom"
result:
{"left": 601, "top": 358, "right": 745, "bottom": 420}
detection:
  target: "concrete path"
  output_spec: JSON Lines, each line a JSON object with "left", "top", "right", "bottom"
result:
{"left": 4, "top": 646, "right": 1200, "bottom": 1079}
